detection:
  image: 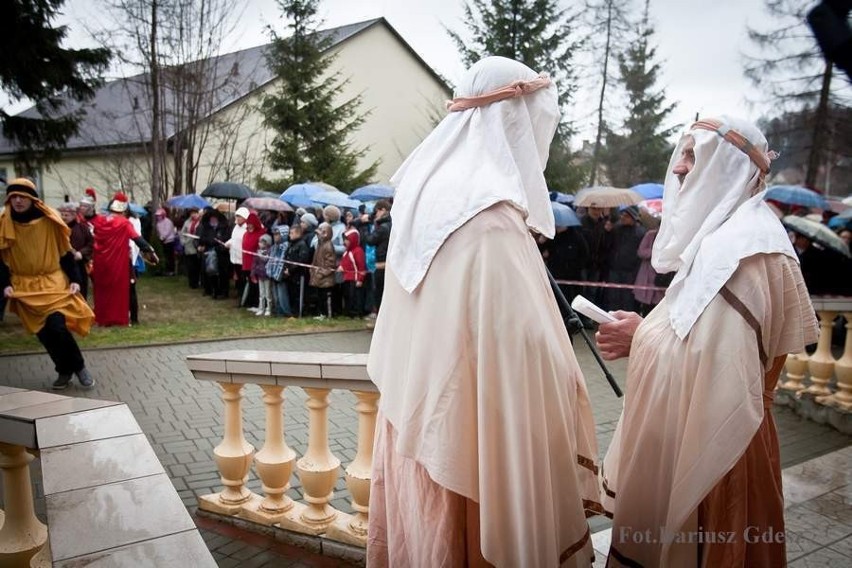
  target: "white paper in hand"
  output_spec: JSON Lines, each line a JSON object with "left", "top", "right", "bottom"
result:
{"left": 571, "top": 294, "right": 617, "bottom": 324}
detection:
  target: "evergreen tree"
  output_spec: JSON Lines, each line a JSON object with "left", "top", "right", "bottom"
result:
{"left": 258, "top": 0, "right": 377, "bottom": 191}
{"left": 0, "top": 0, "right": 111, "bottom": 171}
{"left": 602, "top": 1, "right": 677, "bottom": 187}
{"left": 447, "top": 0, "right": 587, "bottom": 192}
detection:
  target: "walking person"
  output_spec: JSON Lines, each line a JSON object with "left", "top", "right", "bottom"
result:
{"left": 0, "top": 179, "right": 96, "bottom": 389}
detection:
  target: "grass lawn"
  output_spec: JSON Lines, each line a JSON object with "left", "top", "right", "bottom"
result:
{"left": 0, "top": 274, "right": 366, "bottom": 354}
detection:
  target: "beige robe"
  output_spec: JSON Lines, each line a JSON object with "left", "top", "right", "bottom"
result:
{"left": 603, "top": 253, "right": 818, "bottom": 567}
{"left": 368, "top": 202, "right": 601, "bottom": 566}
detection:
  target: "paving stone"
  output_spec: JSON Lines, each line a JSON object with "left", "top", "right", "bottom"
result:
{"left": 2, "top": 329, "right": 849, "bottom": 566}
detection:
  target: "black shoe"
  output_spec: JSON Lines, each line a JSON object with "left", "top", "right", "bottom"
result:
{"left": 76, "top": 368, "right": 95, "bottom": 389}
{"left": 52, "top": 374, "right": 73, "bottom": 390}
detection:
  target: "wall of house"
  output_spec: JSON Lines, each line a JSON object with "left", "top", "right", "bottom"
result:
{"left": 2, "top": 21, "right": 451, "bottom": 204}
{"left": 194, "top": 22, "right": 452, "bottom": 191}
{"left": 0, "top": 152, "right": 155, "bottom": 207}
{"left": 326, "top": 23, "right": 451, "bottom": 185}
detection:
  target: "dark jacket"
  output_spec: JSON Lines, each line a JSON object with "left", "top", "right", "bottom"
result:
{"left": 581, "top": 215, "right": 614, "bottom": 274}
{"left": 284, "top": 235, "right": 312, "bottom": 283}
{"left": 546, "top": 227, "right": 589, "bottom": 280}
{"left": 68, "top": 220, "right": 94, "bottom": 262}
{"left": 609, "top": 223, "right": 646, "bottom": 274}
{"left": 364, "top": 215, "right": 392, "bottom": 264}
{"left": 198, "top": 210, "right": 230, "bottom": 271}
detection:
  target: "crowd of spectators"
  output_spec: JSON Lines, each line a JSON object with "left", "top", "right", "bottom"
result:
{"left": 174, "top": 199, "right": 393, "bottom": 319}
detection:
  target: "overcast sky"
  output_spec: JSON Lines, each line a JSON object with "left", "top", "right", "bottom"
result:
{"left": 11, "top": 0, "right": 824, "bottom": 142}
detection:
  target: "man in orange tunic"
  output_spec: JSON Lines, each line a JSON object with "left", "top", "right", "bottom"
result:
{"left": 0, "top": 179, "right": 96, "bottom": 389}
{"left": 597, "top": 117, "right": 819, "bottom": 567}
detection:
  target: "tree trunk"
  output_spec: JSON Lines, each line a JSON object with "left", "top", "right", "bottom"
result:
{"left": 589, "top": 0, "right": 613, "bottom": 187}
{"left": 805, "top": 61, "right": 832, "bottom": 190}
{"left": 149, "top": 0, "right": 163, "bottom": 208}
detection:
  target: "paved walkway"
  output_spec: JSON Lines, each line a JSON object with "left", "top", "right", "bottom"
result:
{"left": 1, "top": 329, "right": 849, "bottom": 566}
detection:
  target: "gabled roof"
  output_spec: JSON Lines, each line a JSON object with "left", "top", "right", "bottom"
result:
{"left": 0, "top": 18, "right": 447, "bottom": 156}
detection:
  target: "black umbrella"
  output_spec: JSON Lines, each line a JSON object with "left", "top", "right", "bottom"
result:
{"left": 201, "top": 182, "right": 254, "bottom": 200}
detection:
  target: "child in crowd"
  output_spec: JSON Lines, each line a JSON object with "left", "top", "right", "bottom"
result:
{"left": 310, "top": 222, "right": 337, "bottom": 319}
{"left": 284, "top": 223, "right": 312, "bottom": 317}
{"left": 266, "top": 226, "right": 292, "bottom": 317}
{"left": 338, "top": 227, "right": 366, "bottom": 317}
{"left": 250, "top": 234, "right": 273, "bottom": 316}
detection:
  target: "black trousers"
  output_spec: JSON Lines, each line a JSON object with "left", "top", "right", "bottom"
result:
{"left": 186, "top": 253, "right": 201, "bottom": 289}
{"left": 163, "top": 242, "right": 176, "bottom": 274}
{"left": 36, "top": 312, "right": 85, "bottom": 375}
{"left": 374, "top": 268, "right": 386, "bottom": 311}
{"left": 130, "top": 263, "right": 139, "bottom": 324}
{"left": 76, "top": 260, "right": 90, "bottom": 300}
{"left": 342, "top": 281, "right": 365, "bottom": 317}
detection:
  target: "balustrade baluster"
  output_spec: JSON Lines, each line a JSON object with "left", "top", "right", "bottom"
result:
{"left": 199, "top": 382, "right": 255, "bottom": 515}
{"left": 328, "top": 390, "right": 379, "bottom": 546}
{"left": 294, "top": 387, "right": 340, "bottom": 534}
{"left": 244, "top": 385, "right": 299, "bottom": 524}
{"left": 805, "top": 310, "right": 837, "bottom": 397}
{"left": 820, "top": 312, "right": 852, "bottom": 410}
{"left": 781, "top": 352, "right": 810, "bottom": 392}
{"left": 0, "top": 443, "right": 47, "bottom": 565}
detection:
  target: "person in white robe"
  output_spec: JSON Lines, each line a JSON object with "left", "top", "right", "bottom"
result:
{"left": 597, "top": 116, "right": 819, "bottom": 567}
{"left": 367, "top": 56, "right": 602, "bottom": 567}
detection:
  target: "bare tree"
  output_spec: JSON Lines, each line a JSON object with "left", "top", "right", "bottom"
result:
{"left": 93, "top": 0, "right": 242, "bottom": 206}
{"left": 744, "top": 0, "right": 852, "bottom": 189}
{"left": 583, "top": 0, "right": 635, "bottom": 186}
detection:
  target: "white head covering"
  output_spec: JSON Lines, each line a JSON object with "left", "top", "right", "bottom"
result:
{"left": 387, "top": 56, "right": 560, "bottom": 293}
{"left": 652, "top": 115, "right": 797, "bottom": 339}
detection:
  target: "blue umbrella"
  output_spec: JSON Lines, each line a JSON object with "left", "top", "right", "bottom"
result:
{"left": 550, "top": 191, "right": 575, "bottom": 205}
{"left": 280, "top": 183, "right": 326, "bottom": 208}
{"left": 351, "top": 184, "right": 394, "bottom": 201}
{"left": 828, "top": 208, "right": 852, "bottom": 230}
{"left": 631, "top": 183, "right": 664, "bottom": 200}
{"left": 765, "top": 185, "right": 829, "bottom": 210}
{"left": 312, "top": 190, "right": 361, "bottom": 210}
{"left": 551, "top": 202, "right": 581, "bottom": 228}
{"left": 166, "top": 194, "right": 209, "bottom": 209}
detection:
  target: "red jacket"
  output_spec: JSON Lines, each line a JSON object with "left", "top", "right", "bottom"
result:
{"left": 240, "top": 212, "right": 263, "bottom": 272}
{"left": 339, "top": 229, "right": 366, "bottom": 283}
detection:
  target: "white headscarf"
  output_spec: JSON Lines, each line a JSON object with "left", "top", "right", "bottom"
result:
{"left": 387, "top": 56, "right": 560, "bottom": 293}
{"left": 652, "top": 116, "right": 797, "bottom": 339}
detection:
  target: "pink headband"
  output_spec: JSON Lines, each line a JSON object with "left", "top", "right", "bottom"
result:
{"left": 691, "top": 119, "right": 777, "bottom": 176}
{"left": 446, "top": 73, "right": 552, "bottom": 112}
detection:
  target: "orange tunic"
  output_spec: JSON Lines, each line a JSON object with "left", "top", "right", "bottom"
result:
{"left": 0, "top": 210, "right": 94, "bottom": 336}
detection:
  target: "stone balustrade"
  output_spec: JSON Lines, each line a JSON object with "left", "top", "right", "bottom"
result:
{"left": 185, "top": 350, "right": 377, "bottom": 550}
{"left": 0, "top": 386, "right": 215, "bottom": 567}
{"left": 778, "top": 297, "right": 852, "bottom": 434}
